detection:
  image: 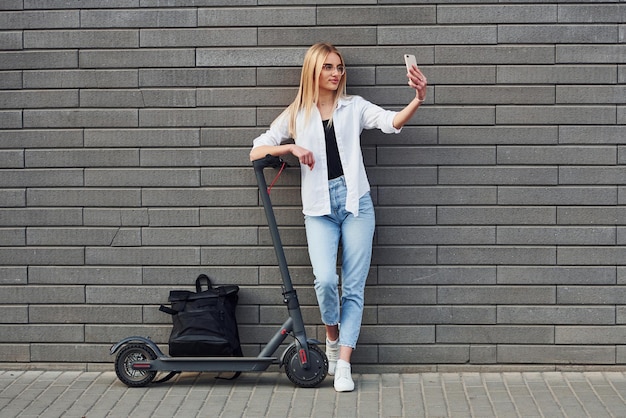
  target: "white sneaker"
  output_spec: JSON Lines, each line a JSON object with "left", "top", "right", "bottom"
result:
{"left": 326, "top": 338, "right": 339, "bottom": 376}
{"left": 333, "top": 359, "right": 354, "bottom": 392}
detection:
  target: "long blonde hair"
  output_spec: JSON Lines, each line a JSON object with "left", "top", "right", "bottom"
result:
{"left": 284, "top": 43, "right": 347, "bottom": 139}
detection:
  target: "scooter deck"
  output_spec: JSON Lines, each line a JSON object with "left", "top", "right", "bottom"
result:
{"left": 137, "top": 356, "right": 278, "bottom": 373}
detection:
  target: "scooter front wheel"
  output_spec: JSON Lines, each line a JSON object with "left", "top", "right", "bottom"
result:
{"left": 283, "top": 343, "right": 328, "bottom": 388}
{"left": 114, "top": 343, "right": 157, "bottom": 387}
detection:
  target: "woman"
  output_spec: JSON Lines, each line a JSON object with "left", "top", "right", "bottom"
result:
{"left": 250, "top": 43, "right": 427, "bottom": 392}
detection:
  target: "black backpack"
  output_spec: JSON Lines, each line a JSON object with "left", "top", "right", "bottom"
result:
{"left": 160, "top": 274, "right": 243, "bottom": 358}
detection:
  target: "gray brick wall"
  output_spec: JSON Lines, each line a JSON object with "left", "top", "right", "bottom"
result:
{"left": 1, "top": 1, "right": 625, "bottom": 372}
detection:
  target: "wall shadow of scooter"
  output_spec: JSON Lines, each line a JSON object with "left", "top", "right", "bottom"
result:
{"left": 110, "top": 155, "right": 328, "bottom": 388}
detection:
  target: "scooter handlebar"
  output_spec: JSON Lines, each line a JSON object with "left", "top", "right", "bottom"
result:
{"left": 252, "top": 154, "right": 287, "bottom": 171}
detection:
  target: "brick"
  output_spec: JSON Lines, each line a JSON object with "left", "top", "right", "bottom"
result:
{"left": 0, "top": 267, "right": 26, "bottom": 284}
{"left": 498, "top": 306, "right": 615, "bottom": 325}
{"left": 0, "top": 208, "right": 82, "bottom": 226}
{"left": 557, "top": 206, "right": 626, "bottom": 225}
{"left": 0, "top": 306, "right": 27, "bottom": 323}
{"left": 470, "top": 345, "right": 496, "bottom": 364}
{"left": 0, "top": 111, "right": 22, "bottom": 128}
{"left": 0, "top": 344, "right": 29, "bottom": 362}
{"left": 0, "top": 286, "right": 84, "bottom": 304}
{"left": 198, "top": 87, "right": 296, "bottom": 107}
{"left": 373, "top": 246, "right": 436, "bottom": 266}
{"left": 85, "top": 168, "right": 199, "bottom": 187}
{"left": 378, "top": 266, "right": 495, "bottom": 286}
{"left": 436, "top": 86, "right": 554, "bottom": 105}
{"left": 380, "top": 345, "right": 469, "bottom": 364}
{"left": 0, "top": 324, "right": 83, "bottom": 342}
{"left": 499, "top": 25, "right": 617, "bottom": 44}
{"left": 1, "top": 89, "right": 79, "bottom": 109}
{"left": 29, "top": 266, "right": 142, "bottom": 285}
{"left": 84, "top": 128, "right": 199, "bottom": 147}
{"left": 558, "top": 85, "right": 626, "bottom": 104}
{"left": 560, "top": 167, "right": 626, "bottom": 185}
{"left": 30, "top": 305, "right": 142, "bottom": 324}
{"left": 497, "top": 226, "right": 615, "bottom": 246}
{"left": 24, "top": 29, "right": 138, "bottom": 48}
{"left": 0, "top": 150, "right": 23, "bottom": 168}
{"left": 0, "top": 10, "right": 79, "bottom": 29}
{"left": 379, "top": 186, "right": 497, "bottom": 205}
{"left": 378, "top": 226, "right": 494, "bottom": 245}
{"left": 201, "top": 246, "right": 310, "bottom": 267}
{"left": 24, "top": 69, "right": 138, "bottom": 88}
{"left": 380, "top": 26, "right": 496, "bottom": 45}
{"left": 259, "top": 27, "right": 376, "bottom": 46}
{"left": 141, "top": 28, "right": 256, "bottom": 47}
{"left": 558, "top": 286, "right": 626, "bottom": 304}
{"left": 440, "top": 246, "right": 556, "bottom": 265}
{"left": 439, "top": 167, "right": 557, "bottom": 185}
{"left": 0, "top": 31, "right": 22, "bottom": 50}
{"left": 556, "top": 45, "right": 626, "bottom": 64}
{"left": 0, "top": 71, "right": 22, "bottom": 89}
{"left": 83, "top": 208, "right": 148, "bottom": 226}
{"left": 25, "top": 149, "right": 139, "bottom": 168}
{"left": 499, "top": 146, "right": 615, "bottom": 165}
{"left": 378, "top": 146, "right": 495, "bottom": 166}
{"left": 436, "top": 45, "right": 555, "bottom": 65}
{"left": 0, "top": 129, "right": 83, "bottom": 148}
{"left": 0, "top": 248, "right": 84, "bottom": 266}
{"left": 197, "top": 47, "right": 306, "bottom": 67}
{"left": 437, "top": 325, "right": 553, "bottom": 344}
{"left": 85, "top": 324, "right": 169, "bottom": 344}
{"left": 27, "top": 188, "right": 141, "bottom": 207}
{"left": 79, "top": 49, "right": 195, "bottom": 68}
{"left": 440, "top": 126, "right": 558, "bottom": 145}
{"left": 369, "top": 167, "right": 437, "bottom": 186}
{"left": 23, "top": 109, "right": 138, "bottom": 128}
{"left": 0, "top": 169, "right": 83, "bottom": 187}
{"left": 148, "top": 208, "right": 199, "bottom": 227}
{"left": 498, "top": 186, "right": 616, "bottom": 205}
{"left": 26, "top": 227, "right": 118, "bottom": 246}
{"left": 30, "top": 343, "right": 113, "bottom": 363}
{"left": 556, "top": 326, "right": 626, "bottom": 345}
{"left": 378, "top": 306, "right": 495, "bottom": 324}
{"left": 142, "top": 188, "right": 257, "bottom": 207}
{"left": 0, "top": 228, "right": 25, "bottom": 246}
{"left": 0, "top": 51, "right": 77, "bottom": 70}
{"left": 0, "top": 189, "right": 25, "bottom": 207}
{"left": 142, "top": 227, "right": 257, "bottom": 246}
{"left": 85, "top": 247, "right": 200, "bottom": 266}
{"left": 139, "top": 108, "right": 255, "bottom": 127}
{"left": 140, "top": 68, "right": 255, "bottom": 87}
{"left": 498, "top": 345, "right": 615, "bottom": 364}
{"left": 438, "top": 5, "right": 556, "bottom": 23}
{"left": 81, "top": 8, "right": 196, "bottom": 28}
{"left": 558, "top": 4, "right": 626, "bottom": 23}
{"left": 497, "top": 65, "right": 617, "bottom": 84}
{"left": 319, "top": 5, "right": 435, "bottom": 25}
{"left": 80, "top": 88, "right": 196, "bottom": 108}
{"left": 142, "top": 266, "right": 258, "bottom": 286}
{"left": 439, "top": 286, "right": 555, "bottom": 305}
{"left": 498, "top": 266, "right": 616, "bottom": 285}
{"left": 198, "top": 7, "right": 315, "bottom": 27}
{"left": 497, "top": 105, "right": 616, "bottom": 125}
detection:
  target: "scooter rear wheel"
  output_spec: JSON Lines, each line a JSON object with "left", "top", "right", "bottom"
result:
{"left": 283, "top": 343, "right": 328, "bottom": 388}
{"left": 114, "top": 343, "right": 157, "bottom": 387}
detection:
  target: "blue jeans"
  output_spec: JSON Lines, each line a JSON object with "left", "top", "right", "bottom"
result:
{"left": 304, "top": 176, "right": 375, "bottom": 349}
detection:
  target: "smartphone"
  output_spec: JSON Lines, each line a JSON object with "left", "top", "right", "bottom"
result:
{"left": 404, "top": 54, "right": 417, "bottom": 72}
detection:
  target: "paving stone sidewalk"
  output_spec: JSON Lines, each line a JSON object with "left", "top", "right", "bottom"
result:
{"left": 1, "top": 370, "right": 625, "bottom": 417}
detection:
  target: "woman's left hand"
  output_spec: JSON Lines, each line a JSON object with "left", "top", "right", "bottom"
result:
{"left": 407, "top": 65, "right": 427, "bottom": 101}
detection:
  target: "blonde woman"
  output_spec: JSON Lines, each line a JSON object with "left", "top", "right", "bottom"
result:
{"left": 250, "top": 43, "right": 427, "bottom": 392}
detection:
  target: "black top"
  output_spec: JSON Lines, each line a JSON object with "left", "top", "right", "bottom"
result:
{"left": 323, "top": 119, "right": 344, "bottom": 180}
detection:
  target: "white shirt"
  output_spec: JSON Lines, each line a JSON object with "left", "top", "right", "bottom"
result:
{"left": 252, "top": 95, "right": 400, "bottom": 216}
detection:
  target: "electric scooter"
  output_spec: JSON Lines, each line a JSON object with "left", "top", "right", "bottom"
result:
{"left": 110, "top": 155, "right": 328, "bottom": 388}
